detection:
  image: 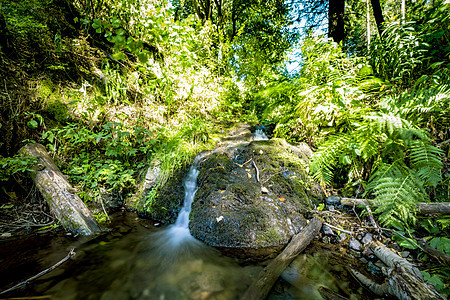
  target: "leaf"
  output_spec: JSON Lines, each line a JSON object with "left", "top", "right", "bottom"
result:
{"left": 27, "top": 120, "right": 38, "bottom": 129}
{"left": 247, "top": 173, "right": 251, "bottom": 178}
{"left": 138, "top": 52, "right": 148, "bottom": 64}
{"left": 339, "top": 155, "right": 351, "bottom": 165}
{"left": 112, "top": 51, "right": 126, "bottom": 60}
{"left": 279, "top": 197, "right": 286, "bottom": 201}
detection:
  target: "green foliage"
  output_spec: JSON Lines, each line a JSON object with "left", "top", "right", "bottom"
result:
{"left": 47, "top": 100, "right": 69, "bottom": 123}
{"left": 252, "top": 34, "right": 446, "bottom": 228}
{"left": 0, "top": 154, "right": 38, "bottom": 182}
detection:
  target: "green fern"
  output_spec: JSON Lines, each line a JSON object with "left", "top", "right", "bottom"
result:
{"left": 310, "top": 135, "right": 351, "bottom": 185}
{"left": 409, "top": 140, "right": 444, "bottom": 187}
{"left": 368, "top": 163, "right": 427, "bottom": 226}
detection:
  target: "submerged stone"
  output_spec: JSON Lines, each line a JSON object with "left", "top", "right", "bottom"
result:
{"left": 189, "top": 138, "right": 318, "bottom": 259}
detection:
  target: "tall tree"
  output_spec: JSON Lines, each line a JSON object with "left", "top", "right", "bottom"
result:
{"left": 370, "top": 0, "right": 385, "bottom": 36}
{"left": 328, "top": 0, "right": 345, "bottom": 43}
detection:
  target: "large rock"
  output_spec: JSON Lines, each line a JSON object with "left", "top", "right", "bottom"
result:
{"left": 126, "top": 158, "right": 189, "bottom": 224}
{"left": 189, "top": 138, "right": 317, "bottom": 259}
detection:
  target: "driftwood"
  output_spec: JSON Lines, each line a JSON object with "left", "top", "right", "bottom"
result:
{"left": 341, "top": 197, "right": 450, "bottom": 215}
{"left": 240, "top": 217, "right": 322, "bottom": 300}
{"left": 351, "top": 241, "right": 444, "bottom": 300}
{"left": 0, "top": 249, "right": 75, "bottom": 296}
{"left": 19, "top": 143, "right": 101, "bottom": 235}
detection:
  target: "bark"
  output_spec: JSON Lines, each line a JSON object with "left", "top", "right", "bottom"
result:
{"left": 370, "top": 0, "right": 385, "bottom": 37}
{"left": 328, "top": 0, "right": 345, "bottom": 43}
{"left": 19, "top": 143, "right": 101, "bottom": 235}
{"left": 340, "top": 197, "right": 450, "bottom": 215}
{"left": 352, "top": 241, "right": 445, "bottom": 300}
{"left": 240, "top": 217, "right": 322, "bottom": 300}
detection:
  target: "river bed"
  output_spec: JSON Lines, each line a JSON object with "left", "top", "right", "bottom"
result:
{"left": 0, "top": 211, "right": 364, "bottom": 300}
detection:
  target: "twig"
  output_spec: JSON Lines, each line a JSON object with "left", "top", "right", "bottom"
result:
{"left": 251, "top": 159, "right": 260, "bottom": 183}
{"left": 235, "top": 158, "right": 253, "bottom": 168}
{"left": 0, "top": 248, "right": 76, "bottom": 296}
{"left": 98, "top": 194, "right": 110, "bottom": 221}
{"left": 323, "top": 222, "right": 354, "bottom": 235}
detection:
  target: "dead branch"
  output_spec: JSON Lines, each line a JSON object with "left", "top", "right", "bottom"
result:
{"left": 323, "top": 222, "right": 354, "bottom": 235}
{"left": 0, "top": 248, "right": 76, "bottom": 296}
{"left": 340, "top": 198, "right": 450, "bottom": 215}
{"left": 251, "top": 159, "right": 260, "bottom": 184}
{"left": 351, "top": 241, "right": 445, "bottom": 300}
{"left": 240, "top": 217, "right": 322, "bottom": 300}
{"left": 418, "top": 239, "right": 450, "bottom": 267}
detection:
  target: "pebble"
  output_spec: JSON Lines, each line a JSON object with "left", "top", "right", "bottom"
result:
{"left": 322, "top": 224, "right": 334, "bottom": 236}
{"left": 349, "top": 239, "right": 362, "bottom": 251}
{"left": 325, "top": 196, "right": 340, "bottom": 206}
{"left": 361, "top": 233, "right": 373, "bottom": 245}
{"left": 337, "top": 232, "right": 347, "bottom": 243}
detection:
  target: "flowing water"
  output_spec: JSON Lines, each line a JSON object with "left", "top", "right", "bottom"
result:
{"left": 0, "top": 132, "right": 364, "bottom": 299}
{"left": 253, "top": 129, "right": 269, "bottom": 141}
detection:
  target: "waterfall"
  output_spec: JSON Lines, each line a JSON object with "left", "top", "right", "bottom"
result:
{"left": 254, "top": 128, "right": 269, "bottom": 141}
{"left": 164, "top": 165, "right": 200, "bottom": 246}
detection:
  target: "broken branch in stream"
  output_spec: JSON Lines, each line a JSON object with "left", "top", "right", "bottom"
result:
{"left": 240, "top": 216, "right": 322, "bottom": 300}
{"left": 0, "top": 248, "right": 76, "bottom": 296}
{"left": 351, "top": 241, "right": 444, "bottom": 300}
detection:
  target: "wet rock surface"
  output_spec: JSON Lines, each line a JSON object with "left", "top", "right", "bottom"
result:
{"left": 189, "top": 136, "right": 318, "bottom": 258}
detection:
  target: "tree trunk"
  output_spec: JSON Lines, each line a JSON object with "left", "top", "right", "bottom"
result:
{"left": 370, "top": 0, "right": 384, "bottom": 37}
{"left": 328, "top": 0, "right": 345, "bottom": 43}
{"left": 340, "top": 197, "right": 450, "bottom": 215}
{"left": 240, "top": 217, "right": 322, "bottom": 300}
{"left": 19, "top": 143, "right": 102, "bottom": 235}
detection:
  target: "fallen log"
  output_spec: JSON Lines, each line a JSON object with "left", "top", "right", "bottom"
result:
{"left": 19, "top": 143, "right": 101, "bottom": 235}
{"left": 340, "top": 198, "right": 450, "bottom": 215}
{"left": 240, "top": 216, "right": 322, "bottom": 300}
{"left": 351, "top": 241, "right": 444, "bottom": 300}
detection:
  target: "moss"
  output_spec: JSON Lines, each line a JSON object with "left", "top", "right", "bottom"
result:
{"left": 37, "top": 79, "right": 54, "bottom": 100}
{"left": 47, "top": 99, "right": 68, "bottom": 123}
{"left": 257, "top": 228, "right": 281, "bottom": 244}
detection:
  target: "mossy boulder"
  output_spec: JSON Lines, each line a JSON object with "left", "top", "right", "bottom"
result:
{"left": 189, "top": 138, "right": 317, "bottom": 259}
{"left": 126, "top": 159, "right": 189, "bottom": 224}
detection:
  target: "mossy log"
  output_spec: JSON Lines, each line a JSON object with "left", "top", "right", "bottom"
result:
{"left": 19, "top": 143, "right": 101, "bottom": 235}
{"left": 240, "top": 216, "right": 322, "bottom": 300}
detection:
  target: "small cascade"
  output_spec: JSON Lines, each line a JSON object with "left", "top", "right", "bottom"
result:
{"left": 151, "top": 152, "right": 209, "bottom": 256}
{"left": 254, "top": 128, "right": 269, "bottom": 141}
{"left": 164, "top": 165, "right": 200, "bottom": 246}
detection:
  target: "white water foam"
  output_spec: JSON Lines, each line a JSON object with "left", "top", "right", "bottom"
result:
{"left": 164, "top": 165, "right": 200, "bottom": 246}
{"left": 254, "top": 128, "right": 269, "bottom": 141}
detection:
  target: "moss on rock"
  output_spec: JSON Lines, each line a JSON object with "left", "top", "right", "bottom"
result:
{"left": 189, "top": 138, "right": 317, "bottom": 258}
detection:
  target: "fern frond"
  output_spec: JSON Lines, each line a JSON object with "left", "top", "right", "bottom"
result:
{"left": 366, "top": 161, "right": 409, "bottom": 192}
{"left": 310, "top": 134, "right": 351, "bottom": 185}
{"left": 370, "top": 173, "right": 426, "bottom": 226}
{"left": 410, "top": 140, "right": 443, "bottom": 187}
{"left": 364, "top": 113, "right": 411, "bottom": 136}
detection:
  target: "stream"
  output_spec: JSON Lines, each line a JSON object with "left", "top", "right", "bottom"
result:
{"left": 0, "top": 129, "right": 358, "bottom": 299}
